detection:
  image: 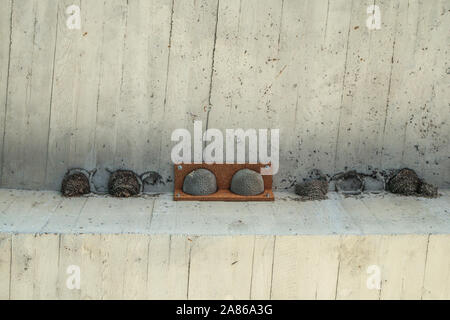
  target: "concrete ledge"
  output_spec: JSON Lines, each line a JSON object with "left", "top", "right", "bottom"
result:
{"left": 1, "top": 189, "right": 449, "bottom": 300}
{"left": 0, "top": 189, "right": 449, "bottom": 235}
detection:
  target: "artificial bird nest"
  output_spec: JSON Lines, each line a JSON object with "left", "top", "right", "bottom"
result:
{"left": 387, "top": 168, "right": 421, "bottom": 195}
{"left": 183, "top": 168, "right": 217, "bottom": 196}
{"left": 230, "top": 169, "right": 265, "bottom": 196}
{"left": 61, "top": 169, "right": 91, "bottom": 197}
{"left": 108, "top": 170, "right": 142, "bottom": 197}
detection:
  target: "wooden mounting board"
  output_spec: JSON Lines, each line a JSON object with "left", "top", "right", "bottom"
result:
{"left": 174, "top": 163, "right": 274, "bottom": 201}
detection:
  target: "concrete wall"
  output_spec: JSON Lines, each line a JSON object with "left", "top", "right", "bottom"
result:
{"left": 0, "top": 233, "right": 449, "bottom": 300}
{"left": 0, "top": 0, "right": 449, "bottom": 191}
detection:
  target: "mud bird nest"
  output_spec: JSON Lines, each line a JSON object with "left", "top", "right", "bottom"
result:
{"left": 294, "top": 167, "right": 439, "bottom": 201}
{"left": 61, "top": 170, "right": 90, "bottom": 197}
{"left": 295, "top": 170, "right": 329, "bottom": 201}
{"left": 334, "top": 171, "right": 364, "bottom": 195}
{"left": 295, "top": 179, "right": 329, "bottom": 201}
{"left": 386, "top": 168, "right": 438, "bottom": 197}
{"left": 387, "top": 168, "right": 421, "bottom": 195}
{"left": 418, "top": 182, "right": 438, "bottom": 198}
{"left": 108, "top": 170, "right": 142, "bottom": 197}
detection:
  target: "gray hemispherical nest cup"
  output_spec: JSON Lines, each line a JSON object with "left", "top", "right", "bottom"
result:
{"left": 183, "top": 168, "right": 217, "bottom": 196}
{"left": 230, "top": 169, "right": 264, "bottom": 196}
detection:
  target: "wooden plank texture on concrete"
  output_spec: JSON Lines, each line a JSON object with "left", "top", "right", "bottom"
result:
{"left": 0, "top": 0, "right": 447, "bottom": 191}
{"left": 1, "top": 232, "right": 448, "bottom": 300}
